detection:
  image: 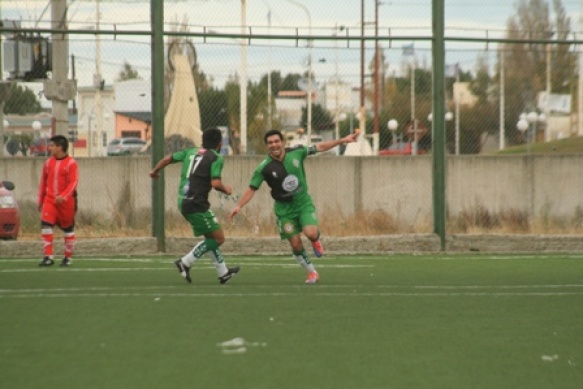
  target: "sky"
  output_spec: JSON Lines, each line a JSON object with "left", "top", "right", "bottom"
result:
{"left": 2, "top": 0, "right": 583, "bottom": 103}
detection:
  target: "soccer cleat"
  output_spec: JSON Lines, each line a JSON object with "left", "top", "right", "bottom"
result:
{"left": 60, "top": 258, "right": 72, "bottom": 267}
{"left": 174, "top": 259, "right": 192, "bottom": 283}
{"left": 219, "top": 266, "right": 240, "bottom": 285}
{"left": 305, "top": 271, "right": 320, "bottom": 284}
{"left": 312, "top": 239, "right": 324, "bottom": 258}
{"left": 38, "top": 257, "right": 54, "bottom": 267}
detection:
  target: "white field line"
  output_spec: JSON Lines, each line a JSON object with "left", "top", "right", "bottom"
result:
{"left": 3, "top": 254, "right": 583, "bottom": 264}
{"left": 1, "top": 291, "right": 583, "bottom": 299}
{"left": 2, "top": 284, "right": 583, "bottom": 294}
{"left": 1, "top": 283, "right": 583, "bottom": 299}
{"left": 0, "top": 264, "right": 374, "bottom": 273}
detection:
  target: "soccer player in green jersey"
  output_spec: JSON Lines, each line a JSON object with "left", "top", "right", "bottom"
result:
{"left": 228, "top": 129, "right": 358, "bottom": 284}
{"left": 150, "top": 128, "right": 239, "bottom": 284}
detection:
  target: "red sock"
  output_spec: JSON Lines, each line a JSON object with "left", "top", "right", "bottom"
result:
{"left": 64, "top": 232, "right": 75, "bottom": 259}
{"left": 42, "top": 227, "right": 54, "bottom": 258}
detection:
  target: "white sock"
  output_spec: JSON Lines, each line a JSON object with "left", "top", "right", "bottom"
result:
{"left": 294, "top": 249, "right": 316, "bottom": 273}
{"left": 208, "top": 250, "right": 228, "bottom": 277}
{"left": 181, "top": 251, "right": 197, "bottom": 267}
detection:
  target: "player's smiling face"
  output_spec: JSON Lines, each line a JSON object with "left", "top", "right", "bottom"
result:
{"left": 266, "top": 134, "right": 285, "bottom": 160}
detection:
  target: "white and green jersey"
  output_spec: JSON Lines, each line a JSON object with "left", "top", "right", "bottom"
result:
{"left": 172, "top": 147, "right": 224, "bottom": 213}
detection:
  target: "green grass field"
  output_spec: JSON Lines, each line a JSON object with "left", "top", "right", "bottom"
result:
{"left": 1, "top": 254, "right": 582, "bottom": 389}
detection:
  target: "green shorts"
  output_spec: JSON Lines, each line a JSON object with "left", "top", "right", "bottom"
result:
{"left": 182, "top": 210, "right": 220, "bottom": 236}
{"left": 274, "top": 200, "right": 318, "bottom": 240}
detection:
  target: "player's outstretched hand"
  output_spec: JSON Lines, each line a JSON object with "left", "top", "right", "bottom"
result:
{"left": 150, "top": 170, "right": 159, "bottom": 179}
{"left": 344, "top": 133, "right": 359, "bottom": 143}
{"left": 228, "top": 206, "right": 241, "bottom": 220}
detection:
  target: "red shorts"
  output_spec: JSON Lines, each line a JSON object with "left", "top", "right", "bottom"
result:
{"left": 41, "top": 198, "right": 76, "bottom": 229}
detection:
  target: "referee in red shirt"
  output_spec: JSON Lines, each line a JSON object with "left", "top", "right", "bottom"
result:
{"left": 37, "top": 135, "right": 79, "bottom": 267}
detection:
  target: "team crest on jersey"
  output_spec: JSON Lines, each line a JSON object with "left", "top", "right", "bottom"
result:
{"left": 283, "top": 222, "right": 295, "bottom": 234}
{"left": 282, "top": 174, "right": 299, "bottom": 192}
{"left": 293, "top": 159, "right": 300, "bottom": 168}
{"left": 272, "top": 171, "right": 277, "bottom": 178}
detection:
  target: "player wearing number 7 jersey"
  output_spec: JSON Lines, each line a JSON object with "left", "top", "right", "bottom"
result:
{"left": 150, "top": 128, "right": 239, "bottom": 284}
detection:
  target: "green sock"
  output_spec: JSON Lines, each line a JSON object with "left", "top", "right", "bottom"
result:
{"left": 204, "top": 238, "right": 219, "bottom": 252}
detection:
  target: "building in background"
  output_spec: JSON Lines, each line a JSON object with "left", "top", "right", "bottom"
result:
{"left": 78, "top": 85, "right": 114, "bottom": 157}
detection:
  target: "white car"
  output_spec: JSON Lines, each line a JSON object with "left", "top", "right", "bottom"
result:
{"left": 107, "top": 137, "right": 147, "bottom": 156}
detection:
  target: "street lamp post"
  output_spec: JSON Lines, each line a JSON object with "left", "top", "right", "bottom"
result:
{"left": 285, "top": 0, "right": 312, "bottom": 144}
{"left": 517, "top": 111, "right": 546, "bottom": 154}
{"left": 87, "top": 114, "right": 93, "bottom": 157}
{"left": 388, "top": 119, "right": 399, "bottom": 149}
{"left": 428, "top": 112, "right": 454, "bottom": 151}
{"left": 32, "top": 120, "right": 42, "bottom": 133}
{"left": 334, "top": 24, "right": 345, "bottom": 144}
{"left": 1, "top": 119, "right": 8, "bottom": 157}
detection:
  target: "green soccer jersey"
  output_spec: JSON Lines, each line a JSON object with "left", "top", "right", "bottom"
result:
{"left": 172, "top": 147, "right": 224, "bottom": 213}
{"left": 249, "top": 144, "right": 317, "bottom": 204}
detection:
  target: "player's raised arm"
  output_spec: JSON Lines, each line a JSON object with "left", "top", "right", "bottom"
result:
{"left": 315, "top": 133, "right": 359, "bottom": 153}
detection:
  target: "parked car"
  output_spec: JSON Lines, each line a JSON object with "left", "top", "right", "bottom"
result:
{"left": 30, "top": 137, "right": 51, "bottom": 157}
{"left": 0, "top": 180, "right": 20, "bottom": 240}
{"left": 379, "top": 142, "right": 426, "bottom": 156}
{"left": 107, "top": 137, "right": 147, "bottom": 156}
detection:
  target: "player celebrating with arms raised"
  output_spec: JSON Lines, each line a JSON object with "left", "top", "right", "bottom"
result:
{"left": 229, "top": 129, "right": 358, "bottom": 284}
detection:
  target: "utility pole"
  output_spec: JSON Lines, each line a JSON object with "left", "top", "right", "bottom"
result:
{"left": 47, "top": 0, "right": 72, "bottom": 137}
{"left": 545, "top": 37, "right": 551, "bottom": 142}
{"left": 579, "top": 0, "right": 583, "bottom": 136}
{"left": 0, "top": 0, "right": 5, "bottom": 157}
{"left": 359, "top": 0, "right": 366, "bottom": 134}
{"left": 372, "top": 0, "right": 379, "bottom": 153}
{"left": 499, "top": 47, "right": 505, "bottom": 150}
{"left": 240, "top": 0, "right": 247, "bottom": 154}
{"left": 94, "top": 0, "right": 103, "bottom": 156}
{"left": 267, "top": 8, "right": 272, "bottom": 131}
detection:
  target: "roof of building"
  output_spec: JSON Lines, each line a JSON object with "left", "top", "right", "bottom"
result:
{"left": 116, "top": 111, "right": 152, "bottom": 123}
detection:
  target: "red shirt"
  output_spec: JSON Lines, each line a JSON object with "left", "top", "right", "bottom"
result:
{"left": 38, "top": 155, "right": 79, "bottom": 206}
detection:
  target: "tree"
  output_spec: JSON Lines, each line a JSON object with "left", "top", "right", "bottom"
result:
{"left": 3, "top": 84, "right": 42, "bottom": 115}
{"left": 198, "top": 88, "right": 229, "bottom": 131}
{"left": 259, "top": 71, "right": 284, "bottom": 96}
{"left": 6, "top": 134, "right": 33, "bottom": 156}
{"left": 224, "top": 76, "right": 241, "bottom": 154}
{"left": 469, "top": 54, "right": 491, "bottom": 105}
{"left": 500, "top": 0, "right": 572, "bottom": 145}
{"left": 300, "top": 103, "right": 334, "bottom": 133}
{"left": 281, "top": 73, "right": 302, "bottom": 91}
{"left": 116, "top": 61, "right": 141, "bottom": 81}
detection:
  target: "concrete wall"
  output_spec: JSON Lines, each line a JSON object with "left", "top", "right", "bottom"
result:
{"left": 3, "top": 234, "right": 583, "bottom": 258}
{"left": 2, "top": 154, "right": 583, "bottom": 227}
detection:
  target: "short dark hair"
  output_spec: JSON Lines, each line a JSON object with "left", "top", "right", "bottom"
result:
{"left": 202, "top": 128, "right": 223, "bottom": 150}
{"left": 263, "top": 129, "right": 283, "bottom": 144}
{"left": 50, "top": 135, "right": 69, "bottom": 153}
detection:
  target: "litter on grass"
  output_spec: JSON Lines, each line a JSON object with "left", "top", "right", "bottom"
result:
{"left": 541, "top": 355, "right": 559, "bottom": 362}
{"left": 218, "top": 337, "right": 267, "bottom": 354}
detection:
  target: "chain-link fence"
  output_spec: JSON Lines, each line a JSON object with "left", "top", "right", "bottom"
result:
{"left": 1, "top": 0, "right": 582, "bottom": 241}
